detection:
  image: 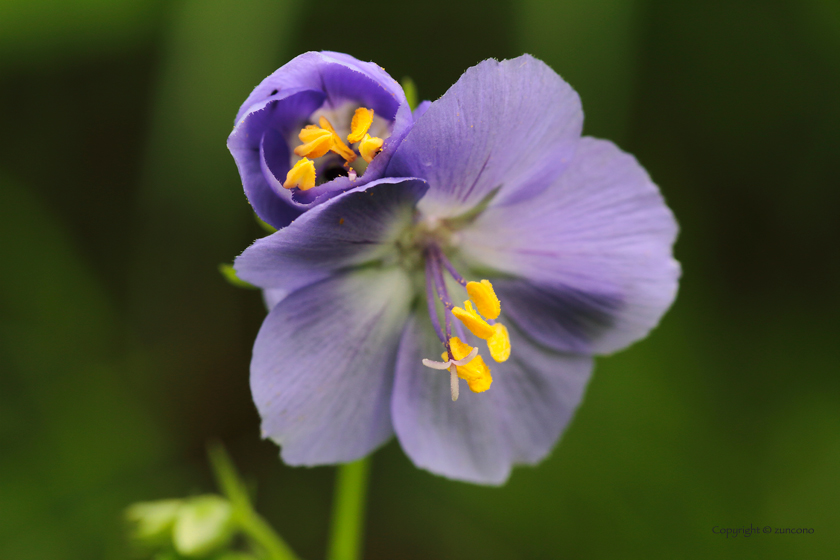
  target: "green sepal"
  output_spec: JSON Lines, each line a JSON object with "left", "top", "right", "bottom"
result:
{"left": 401, "top": 76, "right": 419, "bottom": 110}
{"left": 219, "top": 264, "right": 257, "bottom": 290}
{"left": 255, "top": 213, "right": 277, "bottom": 234}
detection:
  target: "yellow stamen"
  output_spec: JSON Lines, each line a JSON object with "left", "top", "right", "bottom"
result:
{"left": 292, "top": 117, "right": 357, "bottom": 164}
{"left": 283, "top": 158, "right": 316, "bottom": 191}
{"left": 318, "top": 116, "right": 356, "bottom": 163}
{"left": 466, "top": 280, "right": 501, "bottom": 320}
{"left": 442, "top": 337, "right": 492, "bottom": 393}
{"left": 294, "top": 125, "right": 333, "bottom": 159}
{"left": 487, "top": 323, "right": 511, "bottom": 362}
{"left": 347, "top": 107, "right": 374, "bottom": 143}
{"left": 452, "top": 300, "right": 495, "bottom": 339}
{"left": 358, "top": 133, "right": 384, "bottom": 163}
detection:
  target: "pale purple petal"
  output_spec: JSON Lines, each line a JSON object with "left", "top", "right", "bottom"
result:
{"left": 235, "top": 178, "right": 427, "bottom": 293}
{"left": 261, "top": 288, "right": 287, "bottom": 311}
{"left": 391, "top": 314, "right": 593, "bottom": 485}
{"left": 460, "top": 137, "right": 680, "bottom": 355}
{"left": 252, "top": 268, "right": 412, "bottom": 465}
{"left": 412, "top": 100, "right": 431, "bottom": 121}
{"left": 386, "top": 55, "right": 582, "bottom": 218}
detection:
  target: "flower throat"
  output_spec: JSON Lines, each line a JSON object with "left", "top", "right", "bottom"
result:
{"left": 284, "top": 106, "right": 385, "bottom": 191}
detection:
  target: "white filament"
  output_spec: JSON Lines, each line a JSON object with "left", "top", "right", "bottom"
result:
{"left": 421, "top": 347, "right": 479, "bottom": 403}
{"left": 420, "top": 347, "right": 479, "bottom": 371}
{"left": 450, "top": 365, "right": 460, "bottom": 401}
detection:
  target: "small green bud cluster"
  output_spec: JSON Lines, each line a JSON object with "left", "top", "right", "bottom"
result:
{"left": 125, "top": 444, "right": 298, "bottom": 560}
{"left": 126, "top": 494, "right": 247, "bottom": 559}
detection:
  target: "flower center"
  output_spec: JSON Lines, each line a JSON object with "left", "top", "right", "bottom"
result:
{"left": 283, "top": 105, "right": 387, "bottom": 191}
{"left": 420, "top": 243, "right": 511, "bottom": 401}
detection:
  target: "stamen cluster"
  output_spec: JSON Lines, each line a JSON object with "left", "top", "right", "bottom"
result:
{"left": 421, "top": 246, "right": 511, "bottom": 401}
{"left": 283, "top": 107, "right": 384, "bottom": 191}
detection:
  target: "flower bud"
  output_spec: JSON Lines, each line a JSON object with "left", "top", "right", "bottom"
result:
{"left": 172, "top": 495, "right": 234, "bottom": 557}
{"left": 125, "top": 499, "right": 183, "bottom": 545}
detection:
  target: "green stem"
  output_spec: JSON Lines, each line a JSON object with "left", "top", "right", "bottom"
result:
{"left": 239, "top": 510, "right": 301, "bottom": 560}
{"left": 327, "top": 458, "right": 371, "bottom": 560}
{"left": 208, "top": 443, "right": 300, "bottom": 560}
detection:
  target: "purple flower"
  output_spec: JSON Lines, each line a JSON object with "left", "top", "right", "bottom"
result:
{"left": 227, "top": 52, "right": 414, "bottom": 229}
{"left": 234, "top": 55, "right": 680, "bottom": 484}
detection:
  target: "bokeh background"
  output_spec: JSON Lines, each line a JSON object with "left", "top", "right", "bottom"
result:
{"left": 2, "top": 0, "right": 839, "bottom": 558}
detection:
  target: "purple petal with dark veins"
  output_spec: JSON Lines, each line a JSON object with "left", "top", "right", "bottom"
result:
{"left": 385, "top": 55, "right": 582, "bottom": 218}
{"left": 460, "top": 137, "right": 680, "bottom": 355}
{"left": 252, "top": 267, "right": 412, "bottom": 465}
{"left": 235, "top": 178, "right": 427, "bottom": 293}
{"left": 392, "top": 314, "right": 593, "bottom": 484}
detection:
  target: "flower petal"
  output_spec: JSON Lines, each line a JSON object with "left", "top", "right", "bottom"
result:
{"left": 236, "top": 51, "right": 407, "bottom": 126}
{"left": 227, "top": 88, "right": 325, "bottom": 228}
{"left": 460, "top": 137, "right": 680, "bottom": 355}
{"left": 392, "top": 314, "right": 593, "bottom": 485}
{"left": 261, "top": 288, "right": 287, "bottom": 311}
{"left": 235, "top": 178, "right": 427, "bottom": 293}
{"left": 252, "top": 267, "right": 412, "bottom": 465}
{"left": 412, "top": 100, "right": 431, "bottom": 121}
{"left": 386, "top": 55, "right": 582, "bottom": 217}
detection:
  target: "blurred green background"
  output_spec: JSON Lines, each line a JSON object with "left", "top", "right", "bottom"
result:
{"left": 1, "top": 0, "right": 839, "bottom": 558}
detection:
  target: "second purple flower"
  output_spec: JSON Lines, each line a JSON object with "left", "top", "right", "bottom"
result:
{"left": 227, "top": 52, "right": 415, "bottom": 229}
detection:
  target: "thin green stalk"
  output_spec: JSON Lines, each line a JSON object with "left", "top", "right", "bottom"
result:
{"left": 239, "top": 509, "right": 301, "bottom": 560}
{"left": 327, "top": 458, "right": 371, "bottom": 560}
{"left": 208, "top": 443, "right": 300, "bottom": 560}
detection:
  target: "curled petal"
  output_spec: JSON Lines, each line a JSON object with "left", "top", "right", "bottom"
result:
{"left": 228, "top": 52, "right": 415, "bottom": 228}
{"left": 228, "top": 89, "right": 324, "bottom": 228}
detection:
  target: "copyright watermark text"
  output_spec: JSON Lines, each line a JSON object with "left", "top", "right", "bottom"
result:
{"left": 712, "top": 524, "right": 814, "bottom": 538}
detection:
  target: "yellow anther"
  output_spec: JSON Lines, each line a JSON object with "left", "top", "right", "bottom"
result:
{"left": 452, "top": 300, "right": 495, "bottom": 339}
{"left": 318, "top": 116, "right": 356, "bottom": 163}
{"left": 294, "top": 125, "right": 333, "bottom": 159}
{"left": 292, "top": 117, "right": 357, "bottom": 164}
{"left": 487, "top": 323, "right": 511, "bottom": 362}
{"left": 466, "top": 280, "right": 501, "bottom": 320}
{"left": 358, "top": 134, "right": 384, "bottom": 163}
{"left": 443, "top": 337, "right": 492, "bottom": 393}
{"left": 347, "top": 107, "right": 374, "bottom": 143}
{"left": 283, "top": 158, "right": 316, "bottom": 191}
